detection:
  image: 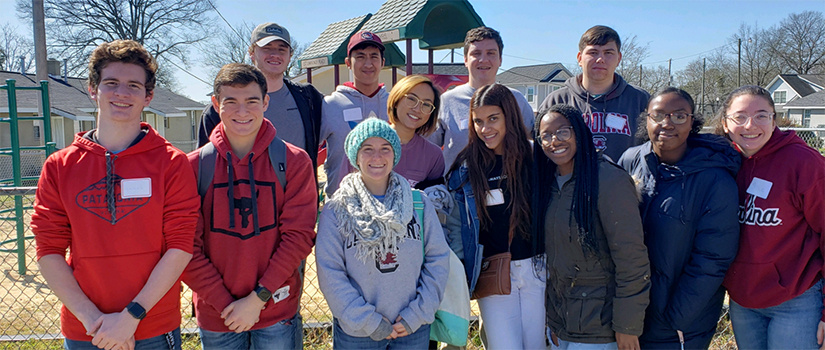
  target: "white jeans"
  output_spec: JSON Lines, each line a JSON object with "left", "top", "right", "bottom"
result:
{"left": 478, "top": 257, "right": 546, "bottom": 349}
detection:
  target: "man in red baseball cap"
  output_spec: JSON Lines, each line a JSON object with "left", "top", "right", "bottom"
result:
{"left": 319, "top": 30, "right": 389, "bottom": 196}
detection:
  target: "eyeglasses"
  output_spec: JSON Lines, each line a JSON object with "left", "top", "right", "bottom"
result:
{"left": 726, "top": 113, "right": 774, "bottom": 126}
{"left": 402, "top": 94, "right": 436, "bottom": 115}
{"left": 539, "top": 126, "right": 574, "bottom": 146}
{"left": 647, "top": 112, "right": 692, "bottom": 125}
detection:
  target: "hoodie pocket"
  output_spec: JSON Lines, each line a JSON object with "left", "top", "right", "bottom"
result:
{"left": 565, "top": 284, "right": 608, "bottom": 335}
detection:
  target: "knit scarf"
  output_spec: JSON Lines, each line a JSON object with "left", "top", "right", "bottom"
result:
{"left": 331, "top": 171, "right": 413, "bottom": 264}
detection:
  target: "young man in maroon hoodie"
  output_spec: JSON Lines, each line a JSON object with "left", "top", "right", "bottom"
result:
{"left": 183, "top": 63, "right": 317, "bottom": 349}
{"left": 32, "top": 40, "right": 200, "bottom": 350}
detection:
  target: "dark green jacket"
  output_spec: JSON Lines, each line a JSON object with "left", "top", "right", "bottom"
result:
{"left": 543, "top": 160, "right": 650, "bottom": 343}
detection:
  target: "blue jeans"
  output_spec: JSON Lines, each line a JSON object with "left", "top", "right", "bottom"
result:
{"left": 730, "top": 279, "right": 823, "bottom": 349}
{"left": 64, "top": 328, "right": 181, "bottom": 350}
{"left": 199, "top": 312, "right": 302, "bottom": 350}
{"left": 332, "top": 318, "right": 430, "bottom": 350}
{"left": 557, "top": 339, "right": 618, "bottom": 350}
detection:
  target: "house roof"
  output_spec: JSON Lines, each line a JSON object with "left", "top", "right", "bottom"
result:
{"left": 297, "top": 14, "right": 406, "bottom": 69}
{"left": 410, "top": 63, "right": 468, "bottom": 76}
{"left": 784, "top": 89, "right": 825, "bottom": 108}
{"left": 0, "top": 71, "right": 204, "bottom": 119}
{"left": 781, "top": 74, "right": 817, "bottom": 97}
{"left": 496, "top": 63, "right": 572, "bottom": 85}
{"left": 800, "top": 74, "right": 825, "bottom": 89}
{"left": 361, "top": 0, "right": 483, "bottom": 50}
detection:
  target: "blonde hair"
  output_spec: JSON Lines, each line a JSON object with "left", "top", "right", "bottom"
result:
{"left": 387, "top": 75, "right": 440, "bottom": 136}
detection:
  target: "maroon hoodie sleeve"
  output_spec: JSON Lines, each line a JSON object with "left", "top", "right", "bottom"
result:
{"left": 801, "top": 156, "right": 825, "bottom": 321}
{"left": 257, "top": 145, "right": 318, "bottom": 291}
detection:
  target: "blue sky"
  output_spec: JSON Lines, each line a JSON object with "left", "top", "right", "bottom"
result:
{"left": 1, "top": 0, "right": 822, "bottom": 102}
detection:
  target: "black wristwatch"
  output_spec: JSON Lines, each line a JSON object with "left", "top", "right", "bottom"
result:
{"left": 254, "top": 285, "right": 272, "bottom": 302}
{"left": 126, "top": 302, "right": 146, "bottom": 320}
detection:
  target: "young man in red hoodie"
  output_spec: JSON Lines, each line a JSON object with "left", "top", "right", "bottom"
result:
{"left": 183, "top": 63, "right": 317, "bottom": 349}
{"left": 32, "top": 40, "right": 200, "bottom": 350}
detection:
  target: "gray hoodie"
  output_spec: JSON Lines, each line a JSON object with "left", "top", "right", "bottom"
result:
{"left": 320, "top": 84, "right": 389, "bottom": 196}
{"left": 538, "top": 74, "right": 649, "bottom": 162}
{"left": 316, "top": 191, "right": 450, "bottom": 339}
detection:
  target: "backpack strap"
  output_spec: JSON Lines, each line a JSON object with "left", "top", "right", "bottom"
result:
{"left": 269, "top": 136, "right": 287, "bottom": 192}
{"left": 197, "top": 137, "right": 287, "bottom": 199}
{"left": 197, "top": 142, "right": 218, "bottom": 197}
{"left": 412, "top": 189, "right": 425, "bottom": 256}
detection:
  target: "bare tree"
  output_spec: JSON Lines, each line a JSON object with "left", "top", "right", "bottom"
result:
{"left": 202, "top": 22, "right": 308, "bottom": 81}
{"left": 16, "top": 0, "right": 215, "bottom": 88}
{"left": 675, "top": 51, "right": 737, "bottom": 120}
{"left": 640, "top": 65, "right": 671, "bottom": 94}
{"left": 729, "top": 23, "right": 781, "bottom": 87}
{"left": 0, "top": 24, "right": 34, "bottom": 72}
{"left": 768, "top": 11, "right": 825, "bottom": 74}
{"left": 285, "top": 41, "right": 308, "bottom": 79}
{"left": 617, "top": 34, "right": 650, "bottom": 86}
{"left": 200, "top": 21, "right": 254, "bottom": 80}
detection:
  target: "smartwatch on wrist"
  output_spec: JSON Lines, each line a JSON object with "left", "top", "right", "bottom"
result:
{"left": 126, "top": 302, "right": 146, "bottom": 320}
{"left": 254, "top": 285, "right": 272, "bottom": 302}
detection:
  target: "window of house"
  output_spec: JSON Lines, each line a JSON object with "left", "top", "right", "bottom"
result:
{"left": 802, "top": 110, "right": 811, "bottom": 127}
{"left": 33, "top": 126, "right": 41, "bottom": 139}
{"left": 774, "top": 91, "right": 787, "bottom": 104}
{"left": 527, "top": 86, "right": 535, "bottom": 103}
{"left": 164, "top": 117, "right": 170, "bottom": 129}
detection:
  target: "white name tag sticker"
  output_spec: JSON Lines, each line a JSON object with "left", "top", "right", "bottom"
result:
{"left": 271, "top": 285, "right": 290, "bottom": 304}
{"left": 458, "top": 118, "right": 469, "bottom": 130}
{"left": 485, "top": 188, "right": 504, "bottom": 206}
{"left": 605, "top": 113, "right": 626, "bottom": 130}
{"left": 343, "top": 108, "right": 363, "bottom": 122}
{"left": 746, "top": 177, "right": 773, "bottom": 199}
{"left": 121, "top": 178, "right": 152, "bottom": 198}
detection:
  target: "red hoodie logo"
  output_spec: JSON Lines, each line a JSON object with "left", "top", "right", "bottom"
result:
{"left": 739, "top": 195, "right": 782, "bottom": 226}
{"left": 76, "top": 175, "right": 150, "bottom": 223}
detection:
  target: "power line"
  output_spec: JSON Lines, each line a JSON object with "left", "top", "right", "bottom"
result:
{"left": 167, "top": 59, "right": 211, "bottom": 87}
{"left": 207, "top": 0, "right": 245, "bottom": 42}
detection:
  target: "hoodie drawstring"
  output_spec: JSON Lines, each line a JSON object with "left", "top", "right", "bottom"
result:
{"left": 247, "top": 152, "right": 260, "bottom": 236}
{"left": 225, "top": 151, "right": 262, "bottom": 236}
{"left": 227, "top": 151, "right": 235, "bottom": 228}
{"left": 105, "top": 152, "right": 118, "bottom": 225}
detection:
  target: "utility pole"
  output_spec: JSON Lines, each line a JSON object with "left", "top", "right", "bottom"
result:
{"left": 639, "top": 65, "right": 642, "bottom": 87}
{"left": 33, "top": 0, "right": 47, "bottom": 83}
{"left": 668, "top": 59, "right": 672, "bottom": 86}
{"left": 702, "top": 58, "right": 706, "bottom": 115}
{"left": 737, "top": 38, "right": 741, "bottom": 87}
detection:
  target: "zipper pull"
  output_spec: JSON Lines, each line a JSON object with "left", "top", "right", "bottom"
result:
{"left": 677, "top": 330, "right": 684, "bottom": 350}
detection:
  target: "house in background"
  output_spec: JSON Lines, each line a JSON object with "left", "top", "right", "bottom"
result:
{"left": 783, "top": 89, "right": 825, "bottom": 128}
{"left": 765, "top": 74, "right": 825, "bottom": 121}
{"left": 0, "top": 69, "right": 205, "bottom": 153}
{"left": 496, "top": 63, "right": 572, "bottom": 113}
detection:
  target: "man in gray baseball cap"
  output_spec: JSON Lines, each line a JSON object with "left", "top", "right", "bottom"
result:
{"left": 198, "top": 22, "right": 324, "bottom": 180}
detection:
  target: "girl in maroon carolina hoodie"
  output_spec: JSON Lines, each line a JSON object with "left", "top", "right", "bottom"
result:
{"left": 719, "top": 86, "right": 825, "bottom": 349}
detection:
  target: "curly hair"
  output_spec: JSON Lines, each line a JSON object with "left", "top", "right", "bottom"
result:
{"left": 87, "top": 40, "right": 157, "bottom": 94}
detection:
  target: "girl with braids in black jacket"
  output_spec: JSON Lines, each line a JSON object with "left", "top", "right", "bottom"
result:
{"left": 536, "top": 104, "right": 650, "bottom": 350}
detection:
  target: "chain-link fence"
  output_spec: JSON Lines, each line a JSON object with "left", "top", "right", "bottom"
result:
{"left": 3, "top": 126, "right": 824, "bottom": 349}
{"left": 0, "top": 187, "right": 736, "bottom": 350}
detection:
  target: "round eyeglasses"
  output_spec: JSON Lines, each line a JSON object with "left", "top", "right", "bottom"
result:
{"left": 647, "top": 112, "right": 692, "bottom": 125}
{"left": 402, "top": 94, "right": 435, "bottom": 115}
{"left": 726, "top": 113, "right": 774, "bottom": 126}
{"left": 539, "top": 126, "right": 574, "bottom": 146}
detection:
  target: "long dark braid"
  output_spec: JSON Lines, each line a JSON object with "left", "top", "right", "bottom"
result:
{"left": 534, "top": 104, "right": 599, "bottom": 253}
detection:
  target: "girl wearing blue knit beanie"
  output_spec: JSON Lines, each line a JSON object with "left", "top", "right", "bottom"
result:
{"left": 316, "top": 118, "right": 451, "bottom": 349}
